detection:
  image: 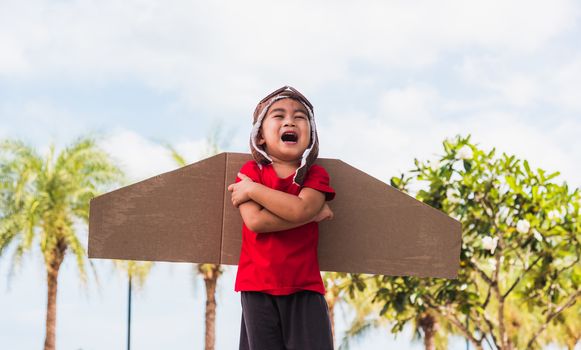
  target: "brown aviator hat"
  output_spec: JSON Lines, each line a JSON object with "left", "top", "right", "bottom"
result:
{"left": 250, "top": 85, "right": 319, "bottom": 186}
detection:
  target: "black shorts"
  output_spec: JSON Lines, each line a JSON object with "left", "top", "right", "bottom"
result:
{"left": 239, "top": 290, "right": 334, "bottom": 350}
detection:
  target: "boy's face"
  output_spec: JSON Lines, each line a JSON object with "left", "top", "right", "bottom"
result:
{"left": 258, "top": 98, "right": 311, "bottom": 163}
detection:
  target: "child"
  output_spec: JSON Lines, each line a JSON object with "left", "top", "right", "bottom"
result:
{"left": 227, "top": 85, "right": 336, "bottom": 350}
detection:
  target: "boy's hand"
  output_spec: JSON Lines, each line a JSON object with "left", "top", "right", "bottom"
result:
{"left": 312, "top": 203, "right": 333, "bottom": 222}
{"left": 227, "top": 172, "right": 256, "bottom": 207}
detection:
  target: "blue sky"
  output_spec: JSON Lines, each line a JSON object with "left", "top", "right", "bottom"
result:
{"left": 1, "top": 0, "right": 580, "bottom": 349}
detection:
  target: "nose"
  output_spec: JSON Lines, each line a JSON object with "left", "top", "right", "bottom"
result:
{"left": 283, "top": 117, "right": 295, "bottom": 127}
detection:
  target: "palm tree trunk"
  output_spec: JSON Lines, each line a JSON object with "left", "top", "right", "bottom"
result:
{"left": 202, "top": 264, "right": 221, "bottom": 350}
{"left": 44, "top": 242, "right": 66, "bottom": 350}
{"left": 419, "top": 312, "right": 438, "bottom": 350}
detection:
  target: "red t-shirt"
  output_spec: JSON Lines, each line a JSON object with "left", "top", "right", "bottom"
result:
{"left": 234, "top": 160, "right": 336, "bottom": 295}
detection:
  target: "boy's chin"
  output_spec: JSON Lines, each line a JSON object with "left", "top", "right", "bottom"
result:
{"left": 266, "top": 144, "right": 306, "bottom": 155}
{"left": 269, "top": 151, "right": 304, "bottom": 163}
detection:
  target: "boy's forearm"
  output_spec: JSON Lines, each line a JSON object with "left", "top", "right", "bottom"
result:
{"left": 253, "top": 207, "right": 314, "bottom": 233}
{"left": 248, "top": 183, "right": 318, "bottom": 223}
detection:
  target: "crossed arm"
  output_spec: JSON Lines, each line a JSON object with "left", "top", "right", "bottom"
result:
{"left": 237, "top": 200, "right": 323, "bottom": 233}
{"left": 227, "top": 173, "right": 333, "bottom": 233}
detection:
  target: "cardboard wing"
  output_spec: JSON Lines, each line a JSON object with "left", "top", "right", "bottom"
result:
{"left": 88, "top": 152, "right": 461, "bottom": 278}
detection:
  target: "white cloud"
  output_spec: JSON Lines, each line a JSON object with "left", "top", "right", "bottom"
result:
{"left": 378, "top": 85, "right": 439, "bottom": 126}
{"left": 174, "top": 139, "right": 212, "bottom": 163}
{"left": 321, "top": 93, "right": 581, "bottom": 190}
{"left": 548, "top": 55, "right": 581, "bottom": 111}
{"left": 100, "top": 128, "right": 207, "bottom": 183}
{"left": 496, "top": 75, "right": 541, "bottom": 108}
{"left": 455, "top": 55, "right": 541, "bottom": 106}
{"left": 321, "top": 110, "right": 437, "bottom": 184}
{"left": 455, "top": 53, "right": 581, "bottom": 113}
{"left": 0, "top": 98, "right": 85, "bottom": 143}
{"left": 445, "top": 110, "right": 580, "bottom": 188}
{"left": 428, "top": 0, "right": 578, "bottom": 51}
{"left": 1, "top": 0, "right": 579, "bottom": 113}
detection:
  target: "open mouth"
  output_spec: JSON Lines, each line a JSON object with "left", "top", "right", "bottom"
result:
{"left": 281, "top": 132, "right": 298, "bottom": 143}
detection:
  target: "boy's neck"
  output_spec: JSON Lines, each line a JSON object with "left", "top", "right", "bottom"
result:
{"left": 270, "top": 156, "right": 301, "bottom": 168}
{"left": 269, "top": 156, "right": 301, "bottom": 178}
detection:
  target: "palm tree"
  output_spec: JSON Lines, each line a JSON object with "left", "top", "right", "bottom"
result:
{"left": 163, "top": 124, "right": 229, "bottom": 350}
{"left": 339, "top": 299, "right": 454, "bottom": 350}
{"left": 0, "top": 136, "right": 124, "bottom": 350}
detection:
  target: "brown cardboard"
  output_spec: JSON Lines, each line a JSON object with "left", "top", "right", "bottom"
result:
{"left": 89, "top": 152, "right": 462, "bottom": 278}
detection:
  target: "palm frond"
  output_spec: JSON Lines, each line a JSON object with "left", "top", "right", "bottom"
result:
{"left": 338, "top": 317, "right": 383, "bottom": 350}
{"left": 0, "top": 214, "right": 24, "bottom": 256}
{"left": 0, "top": 139, "right": 43, "bottom": 208}
{"left": 1, "top": 135, "right": 124, "bottom": 286}
{"left": 0, "top": 139, "right": 43, "bottom": 166}
{"left": 87, "top": 258, "right": 102, "bottom": 298}
{"left": 62, "top": 224, "right": 88, "bottom": 284}
{"left": 161, "top": 141, "right": 188, "bottom": 167}
{"left": 112, "top": 260, "right": 155, "bottom": 290}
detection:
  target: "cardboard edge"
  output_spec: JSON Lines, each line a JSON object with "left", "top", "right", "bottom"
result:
{"left": 219, "top": 153, "right": 229, "bottom": 265}
{"left": 89, "top": 156, "right": 213, "bottom": 202}
{"left": 87, "top": 197, "right": 99, "bottom": 258}
{"left": 336, "top": 159, "right": 462, "bottom": 227}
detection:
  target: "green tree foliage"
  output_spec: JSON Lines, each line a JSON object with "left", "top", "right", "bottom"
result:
{"left": 0, "top": 136, "right": 124, "bottom": 350}
{"left": 347, "top": 135, "right": 580, "bottom": 350}
{"left": 335, "top": 272, "right": 454, "bottom": 350}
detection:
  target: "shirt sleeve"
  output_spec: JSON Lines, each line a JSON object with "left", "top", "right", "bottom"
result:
{"left": 236, "top": 160, "right": 262, "bottom": 184}
{"left": 302, "top": 164, "right": 336, "bottom": 201}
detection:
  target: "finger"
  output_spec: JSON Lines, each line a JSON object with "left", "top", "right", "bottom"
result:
{"left": 239, "top": 173, "right": 254, "bottom": 182}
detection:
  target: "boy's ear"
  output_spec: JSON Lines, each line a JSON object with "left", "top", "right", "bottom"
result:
{"left": 257, "top": 129, "right": 265, "bottom": 145}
